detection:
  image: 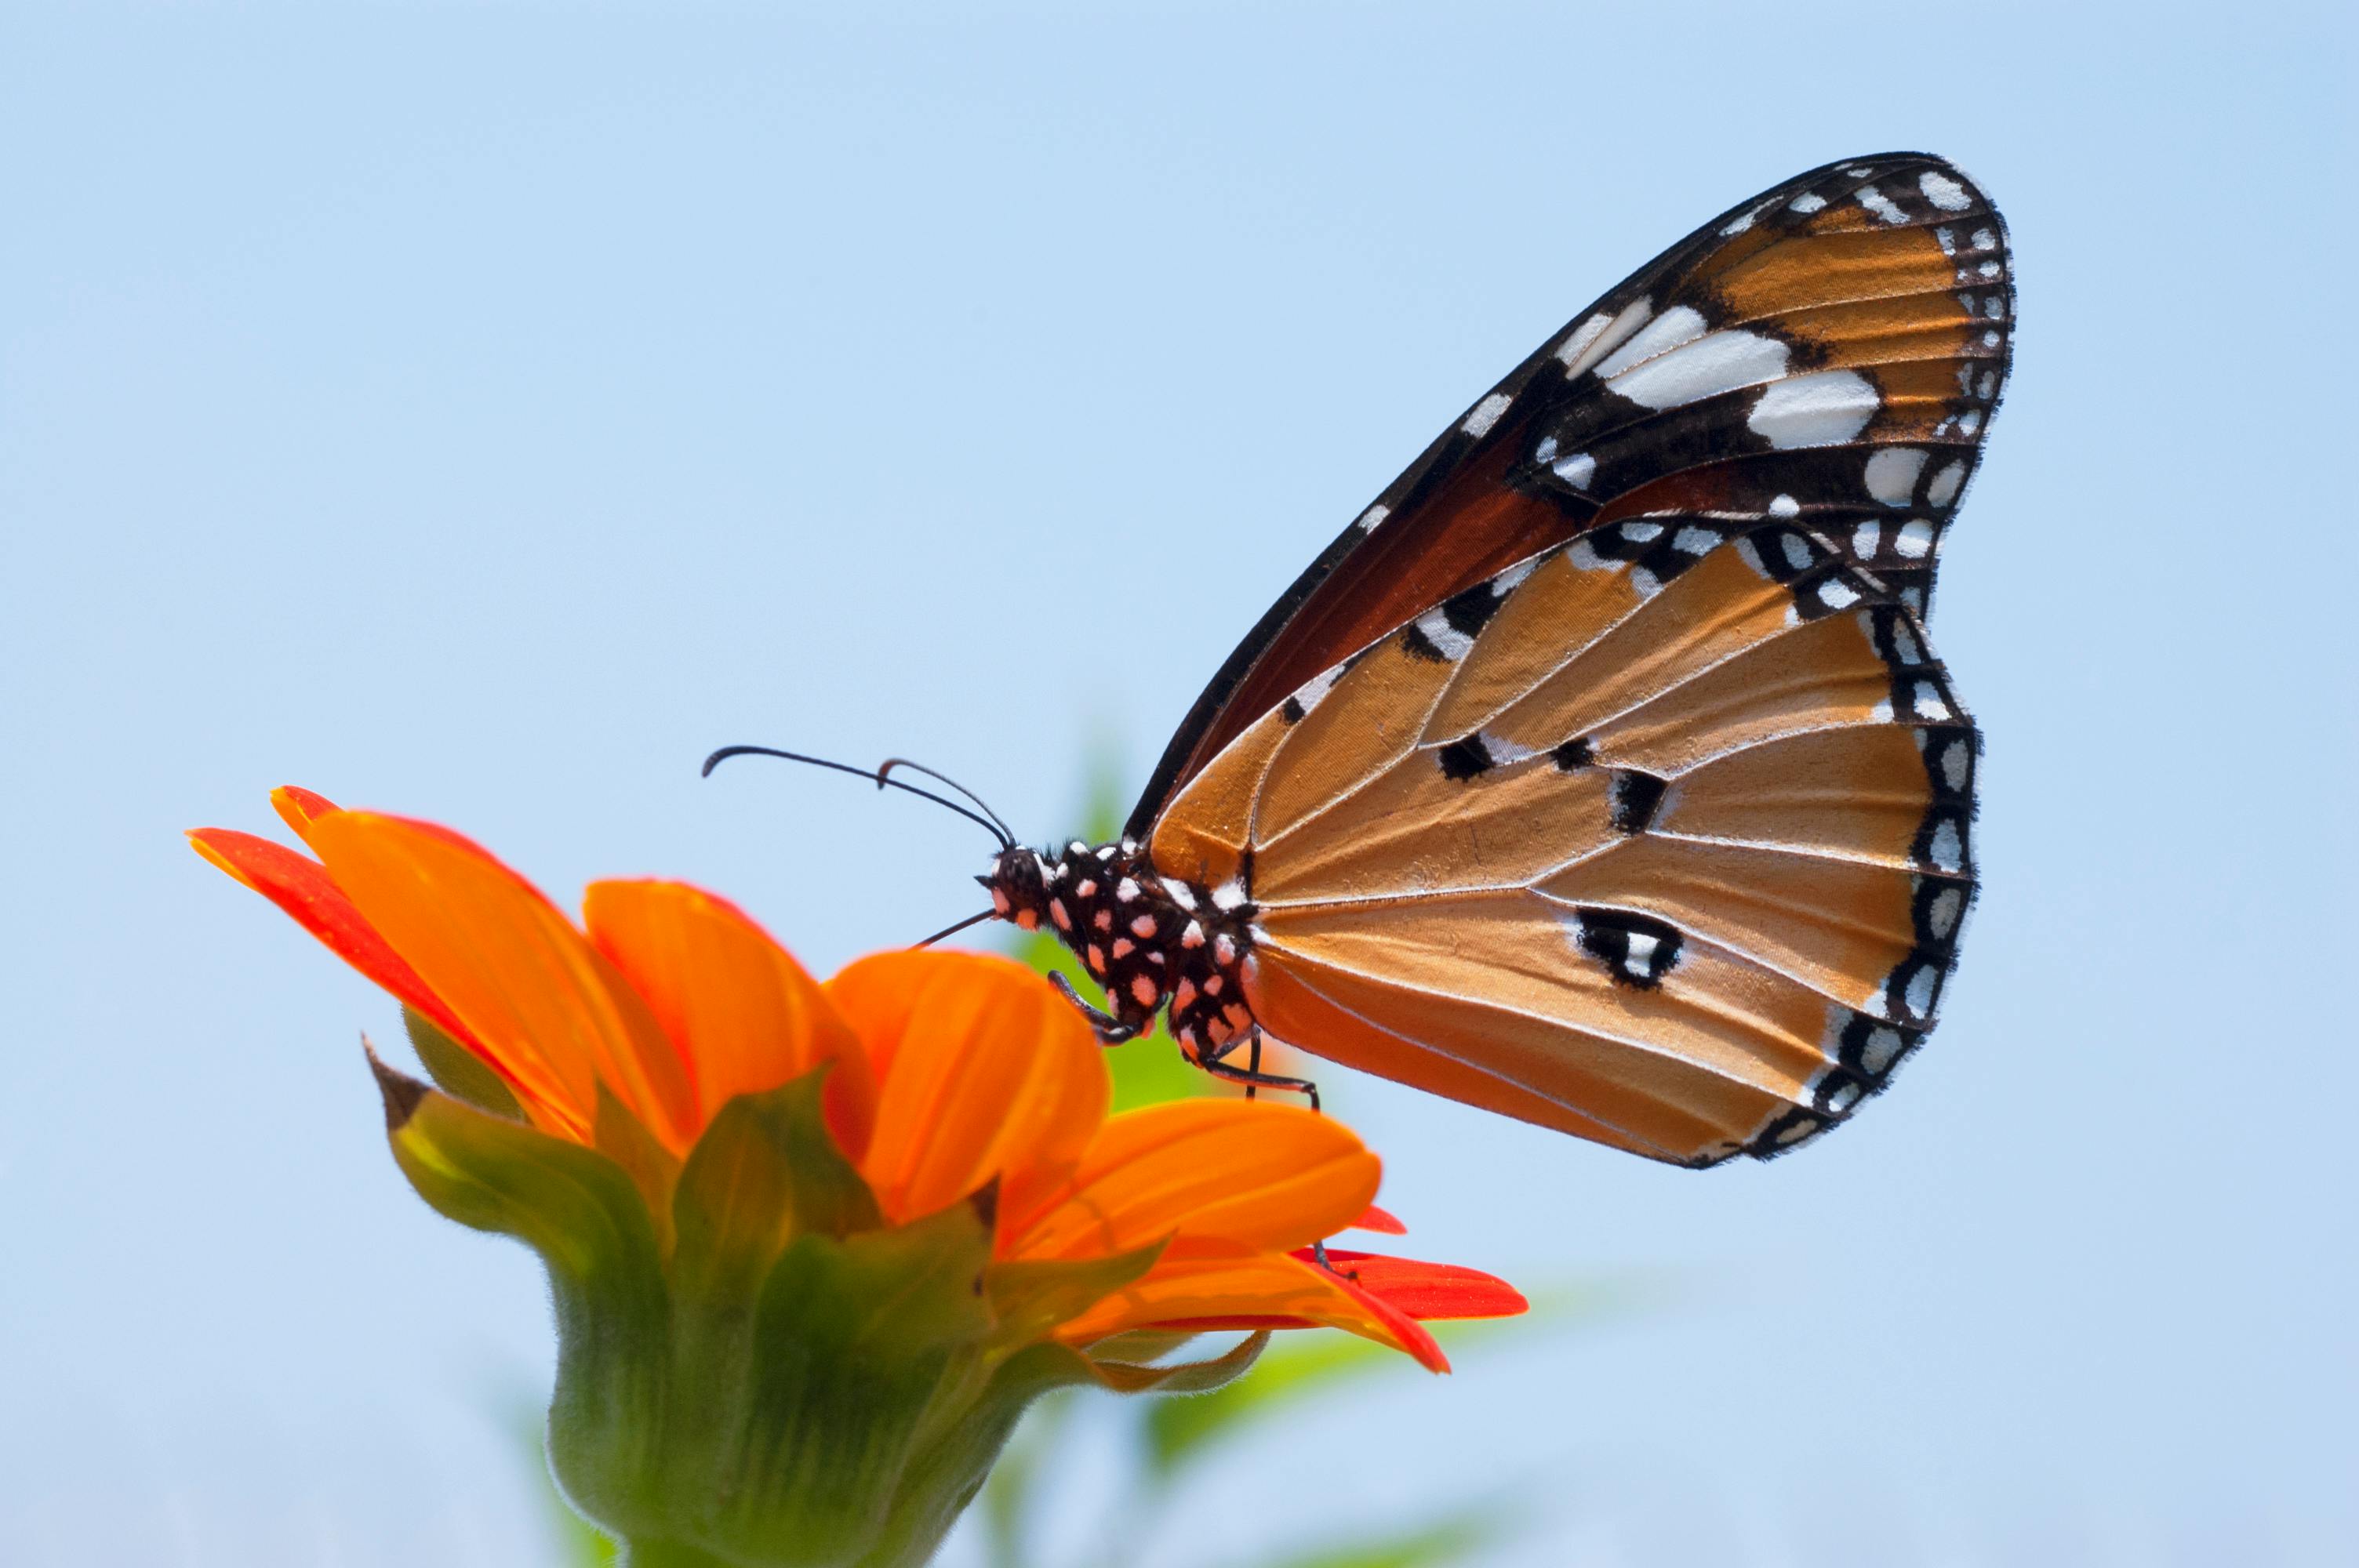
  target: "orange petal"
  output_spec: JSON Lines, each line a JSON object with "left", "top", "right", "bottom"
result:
{"left": 271, "top": 785, "right": 341, "bottom": 837}
{"left": 302, "top": 811, "right": 697, "bottom": 1150}
{"left": 826, "top": 950, "right": 1107, "bottom": 1225}
{"left": 1058, "top": 1251, "right": 1446, "bottom": 1371}
{"left": 583, "top": 880, "right": 877, "bottom": 1157}
{"left": 1296, "top": 1248, "right": 1528, "bottom": 1322}
{"left": 188, "top": 827, "right": 484, "bottom": 1062}
{"left": 1003, "top": 1098, "right": 1378, "bottom": 1262}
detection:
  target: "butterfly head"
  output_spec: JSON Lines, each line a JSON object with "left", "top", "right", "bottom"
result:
{"left": 977, "top": 846, "right": 1058, "bottom": 931}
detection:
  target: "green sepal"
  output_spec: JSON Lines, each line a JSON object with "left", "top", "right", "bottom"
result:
{"left": 980, "top": 1239, "right": 1166, "bottom": 1352}
{"left": 1080, "top": 1327, "right": 1200, "bottom": 1363}
{"left": 594, "top": 1085, "right": 682, "bottom": 1261}
{"left": 669, "top": 1065, "right": 882, "bottom": 1305}
{"left": 1080, "top": 1328, "right": 1270, "bottom": 1395}
{"left": 563, "top": 1187, "right": 1006, "bottom": 1566}
{"left": 403, "top": 1005, "right": 523, "bottom": 1120}
{"left": 367, "top": 1044, "right": 663, "bottom": 1294}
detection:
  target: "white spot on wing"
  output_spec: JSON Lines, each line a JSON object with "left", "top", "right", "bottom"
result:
{"left": 1747, "top": 370, "right": 1881, "bottom": 448}
{"left": 1674, "top": 525, "right": 1719, "bottom": 555}
{"left": 1928, "top": 819, "right": 1964, "bottom": 871}
{"left": 1790, "top": 191, "right": 1828, "bottom": 213}
{"left": 1551, "top": 452, "right": 1597, "bottom": 489}
{"left": 1926, "top": 461, "right": 1965, "bottom": 508}
{"left": 1605, "top": 327, "right": 1789, "bottom": 410}
{"left": 1852, "top": 520, "right": 1882, "bottom": 557}
{"left": 1591, "top": 305, "right": 1709, "bottom": 380}
{"left": 1768, "top": 493, "right": 1801, "bottom": 518}
{"left": 1557, "top": 297, "right": 1654, "bottom": 379}
{"left": 1355, "top": 503, "right": 1389, "bottom": 532}
{"left": 1860, "top": 1025, "right": 1906, "bottom": 1076}
{"left": 1857, "top": 186, "right": 1909, "bottom": 225}
{"left": 1414, "top": 608, "right": 1475, "bottom": 661}
{"left": 1864, "top": 448, "right": 1928, "bottom": 506}
{"left": 1461, "top": 391, "right": 1513, "bottom": 438}
{"left": 1895, "top": 519, "right": 1936, "bottom": 559}
{"left": 1919, "top": 170, "right": 1972, "bottom": 211}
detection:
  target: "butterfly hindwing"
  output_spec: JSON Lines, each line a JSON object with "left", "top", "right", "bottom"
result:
{"left": 1129, "top": 152, "right": 2011, "bottom": 838}
{"left": 1147, "top": 514, "right": 1976, "bottom": 1166}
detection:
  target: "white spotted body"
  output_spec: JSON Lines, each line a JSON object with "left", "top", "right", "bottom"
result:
{"left": 983, "top": 840, "right": 1260, "bottom": 1058}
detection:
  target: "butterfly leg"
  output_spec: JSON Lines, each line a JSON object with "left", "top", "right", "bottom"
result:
{"left": 1046, "top": 970, "right": 1141, "bottom": 1045}
{"left": 1196, "top": 1033, "right": 1321, "bottom": 1114}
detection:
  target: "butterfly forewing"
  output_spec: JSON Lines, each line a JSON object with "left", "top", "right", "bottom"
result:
{"left": 1149, "top": 513, "right": 1976, "bottom": 1165}
{"left": 1129, "top": 152, "right": 2011, "bottom": 839}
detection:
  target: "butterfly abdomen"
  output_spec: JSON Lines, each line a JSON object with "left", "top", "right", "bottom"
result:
{"left": 985, "top": 840, "right": 1259, "bottom": 1055}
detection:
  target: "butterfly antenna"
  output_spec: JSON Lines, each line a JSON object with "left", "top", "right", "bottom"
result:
{"left": 702, "top": 745, "right": 1016, "bottom": 850}
{"left": 874, "top": 757, "right": 1018, "bottom": 846}
{"left": 911, "top": 909, "right": 997, "bottom": 949}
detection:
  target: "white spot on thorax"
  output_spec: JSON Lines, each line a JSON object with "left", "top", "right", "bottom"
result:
{"left": 1049, "top": 898, "right": 1071, "bottom": 931}
{"left": 1129, "top": 913, "right": 1157, "bottom": 938}
{"left": 1160, "top": 877, "right": 1199, "bottom": 910}
{"left": 1180, "top": 919, "right": 1205, "bottom": 949}
{"left": 1116, "top": 878, "right": 1140, "bottom": 902}
{"left": 1214, "top": 932, "right": 1238, "bottom": 964}
{"left": 1211, "top": 882, "right": 1247, "bottom": 912}
{"left": 1747, "top": 370, "right": 1881, "bottom": 448}
{"left": 1074, "top": 878, "right": 1096, "bottom": 898}
{"left": 1131, "top": 975, "right": 1160, "bottom": 1007}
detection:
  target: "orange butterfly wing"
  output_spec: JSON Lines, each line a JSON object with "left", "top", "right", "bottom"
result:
{"left": 1148, "top": 513, "right": 1972, "bottom": 1165}
{"left": 1129, "top": 152, "right": 2010, "bottom": 840}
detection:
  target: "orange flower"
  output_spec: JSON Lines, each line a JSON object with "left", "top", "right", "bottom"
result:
{"left": 191, "top": 787, "right": 1523, "bottom": 1372}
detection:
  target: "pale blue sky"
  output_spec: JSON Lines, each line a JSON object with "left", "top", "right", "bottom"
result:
{"left": 4, "top": 3, "right": 2354, "bottom": 1564}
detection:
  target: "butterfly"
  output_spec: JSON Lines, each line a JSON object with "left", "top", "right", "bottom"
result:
{"left": 720, "top": 152, "right": 2010, "bottom": 1167}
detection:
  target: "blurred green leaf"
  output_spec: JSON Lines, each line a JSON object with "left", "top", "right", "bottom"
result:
{"left": 1142, "top": 1330, "right": 1391, "bottom": 1479}
{"left": 1241, "top": 1505, "right": 1510, "bottom": 1568}
{"left": 978, "top": 1388, "right": 1077, "bottom": 1568}
{"left": 1143, "top": 1282, "right": 1624, "bottom": 1483}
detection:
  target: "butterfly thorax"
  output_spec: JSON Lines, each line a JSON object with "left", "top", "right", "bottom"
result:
{"left": 982, "top": 840, "right": 1259, "bottom": 1058}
